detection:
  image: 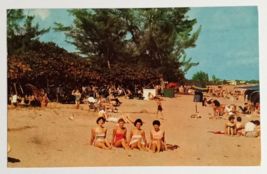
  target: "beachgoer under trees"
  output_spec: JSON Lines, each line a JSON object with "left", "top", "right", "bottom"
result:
{"left": 90, "top": 117, "right": 112, "bottom": 149}
{"left": 125, "top": 89, "right": 132, "bottom": 99}
{"left": 128, "top": 119, "right": 148, "bottom": 151}
{"left": 111, "top": 118, "right": 131, "bottom": 150}
{"left": 72, "top": 89, "right": 81, "bottom": 109}
{"left": 109, "top": 93, "right": 122, "bottom": 105}
{"left": 148, "top": 120, "right": 168, "bottom": 153}
{"left": 224, "top": 116, "right": 236, "bottom": 136}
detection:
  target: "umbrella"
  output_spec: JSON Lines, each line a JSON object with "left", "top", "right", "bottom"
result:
{"left": 166, "top": 83, "right": 179, "bottom": 88}
{"left": 191, "top": 84, "right": 209, "bottom": 92}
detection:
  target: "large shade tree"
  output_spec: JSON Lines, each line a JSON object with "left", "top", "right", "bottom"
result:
{"left": 54, "top": 8, "right": 201, "bottom": 88}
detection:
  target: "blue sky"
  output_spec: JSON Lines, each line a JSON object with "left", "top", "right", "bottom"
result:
{"left": 24, "top": 7, "right": 259, "bottom": 81}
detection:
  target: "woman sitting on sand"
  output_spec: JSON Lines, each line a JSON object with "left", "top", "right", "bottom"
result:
{"left": 111, "top": 118, "right": 131, "bottom": 150}
{"left": 128, "top": 119, "right": 148, "bottom": 151}
{"left": 148, "top": 120, "right": 167, "bottom": 153}
{"left": 90, "top": 117, "right": 112, "bottom": 149}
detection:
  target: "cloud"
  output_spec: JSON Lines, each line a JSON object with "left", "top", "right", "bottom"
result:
{"left": 24, "top": 9, "right": 51, "bottom": 20}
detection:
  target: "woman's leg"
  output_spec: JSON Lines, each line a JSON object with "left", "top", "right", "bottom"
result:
{"left": 104, "top": 138, "right": 112, "bottom": 149}
{"left": 121, "top": 139, "right": 131, "bottom": 150}
{"left": 151, "top": 142, "right": 156, "bottom": 153}
{"left": 141, "top": 144, "right": 148, "bottom": 151}
{"left": 227, "top": 127, "right": 230, "bottom": 136}
{"left": 230, "top": 128, "right": 233, "bottom": 137}
{"left": 130, "top": 142, "right": 138, "bottom": 149}
{"left": 77, "top": 102, "right": 80, "bottom": 109}
{"left": 124, "top": 115, "right": 135, "bottom": 124}
{"left": 95, "top": 142, "right": 109, "bottom": 149}
{"left": 156, "top": 139, "right": 161, "bottom": 153}
{"left": 137, "top": 140, "right": 145, "bottom": 151}
{"left": 114, "top": 139, "right": 123, "bottom": 148}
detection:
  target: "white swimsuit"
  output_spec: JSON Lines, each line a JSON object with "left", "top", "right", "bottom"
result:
{"left": 129, "top": 135, "right": 145, "bottom": 145}
{"left": 108, "top": 117, "right": 118, "bottom": 123}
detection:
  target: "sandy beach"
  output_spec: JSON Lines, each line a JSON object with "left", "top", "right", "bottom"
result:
{"left": 7, "top": 92, "right": 261, "bottom": 167}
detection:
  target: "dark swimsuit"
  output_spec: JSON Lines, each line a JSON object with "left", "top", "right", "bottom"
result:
{"left": 158, "top": 105, "right": 163, "bottom": 111}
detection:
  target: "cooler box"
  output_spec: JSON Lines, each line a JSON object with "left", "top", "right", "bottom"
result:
{"left": 163, "top": 88, "right": 174, "bottom": 98}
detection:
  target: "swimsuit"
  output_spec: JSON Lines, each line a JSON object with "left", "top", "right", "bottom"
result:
{"left": 158, "top": 105, "right": 163, "bottom": 111}
{"left": 129, "top": 135, "right": 145, "bottom": 146}
{"left": 108, "top": 117, "right": 118, "bottom": 123}
{"left": 151, "top": 130, "right": 164, "bottom": 144}
{"left": 94, "top": 132, "right": 106, "bottom": 145}
{"left": 114, "top": 132, "right": 126, "bottom": 144}
{"left": 75, "top": 95, "right": 80, "bottom": 102}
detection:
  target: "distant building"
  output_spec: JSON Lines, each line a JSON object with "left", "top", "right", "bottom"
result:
{"left": 226, "top": 80, "right": 237, "bottom": 85}
{"left": 239, "top": 81, "right": 246, "bottom": 84}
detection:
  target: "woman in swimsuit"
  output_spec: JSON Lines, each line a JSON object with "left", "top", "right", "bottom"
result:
{"left": 148, "top": 120, "right": 168, "bottom": 153}
{"left": 72, "top": 89, "right": 81, "bottom": 109}
{"left": 111, "top": 118, "right": 131, "bottom": 150}
{"left": 128, "top": 119, "right": 148, "bottom": 151}
{"left": 90, "top": 117, "right": 112, "bottom": 149}
{"left": 99, "top": 110, "right": 135, "bottom": 124}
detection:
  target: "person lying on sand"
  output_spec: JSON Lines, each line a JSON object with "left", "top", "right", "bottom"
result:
{"left": 224, "top": 116, "right": 236, "bottom": 136}
{"left": 90, "top": 117, "right": 112, "bottom": 149}
{"left": 98, "top": 110, "right": 135, "bottom": 124}
{"left": 111, "top": 118, "right": 131, "bottom": 150}
{"left": 148, "top": 120, "right": 168, "bottom": 153}
{"left": 128, "top": 119, "right": 148, "bottom": 151}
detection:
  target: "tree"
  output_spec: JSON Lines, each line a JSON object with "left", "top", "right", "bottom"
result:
{"left": 192, "top": 71, "right": 209, "bottom": 82}
{"left": 54, "top": 8, "right": 201, "bottom": 88}
{"left": 7, "top": 9, "right": 50, "bottom": 56}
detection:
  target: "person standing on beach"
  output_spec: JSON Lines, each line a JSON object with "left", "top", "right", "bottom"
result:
{"left": 72, "top": 89, "right": 81, "bottom": 109}
{"left": 155, "top": 98, "right": 164, "bottom": 120}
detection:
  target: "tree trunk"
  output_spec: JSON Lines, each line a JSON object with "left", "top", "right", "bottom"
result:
{"left": 107, "top": 60, "right": 111, "bottom": 69}
{"left": 160, "top": 74, "right": 165, "bottom": 90}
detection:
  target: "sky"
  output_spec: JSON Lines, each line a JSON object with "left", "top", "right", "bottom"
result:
{"left": 23, "top": 7, "right": 259, "bottom": 81}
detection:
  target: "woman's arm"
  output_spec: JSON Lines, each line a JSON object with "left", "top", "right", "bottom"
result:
{"left": 128, "top": 130, "right": 133, "bottom": 144}
{"left": 111, "top": 128, "right": 116, "bottom": 145}
{"left": 142, "top": 131, "right": 148, "bottom": 146}
{"left": 90, "top": 128, "right": 95, "bottom": 145}
{"left": 72, "top": 90, "right": 75, "bottom": 95}
{"left": 163, "top": 131, "right": 168, "bottom": 150}
{"left": 148, "top": 131, "right": 153, "bottom": 149}
{"left": 124, "top": 129, "right": 128, "bottom": 144}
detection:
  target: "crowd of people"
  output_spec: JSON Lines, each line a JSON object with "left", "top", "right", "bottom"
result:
{"left": 202, "top": 86, "right": 261, "bottom": 138}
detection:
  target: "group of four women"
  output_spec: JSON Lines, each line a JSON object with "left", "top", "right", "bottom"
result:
{"left": 90, "top": 117, "right": 168, "bottom": 153}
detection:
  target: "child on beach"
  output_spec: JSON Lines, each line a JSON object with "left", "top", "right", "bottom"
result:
{"left": 224, "top": 116, "right": 236, "bottom": 136}
{"left": 155, "top": 97, "right": 164, "bottom": 120}
{"left": 236, "top": 117, "right": 244, "bottom": 136}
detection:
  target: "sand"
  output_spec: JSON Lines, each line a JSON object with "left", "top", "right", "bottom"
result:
{"left": 7, "top": 92, "right": 261, "bottom": 167}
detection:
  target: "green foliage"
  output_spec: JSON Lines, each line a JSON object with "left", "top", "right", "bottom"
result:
{"left": 192, "top": 71, "right": 209, "bottom": 82}
{"left": 7, "top": 9, "right": 50, "bottom": 55}
{"left": 53, "top": 8, "right": 201, "bottom": 83}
